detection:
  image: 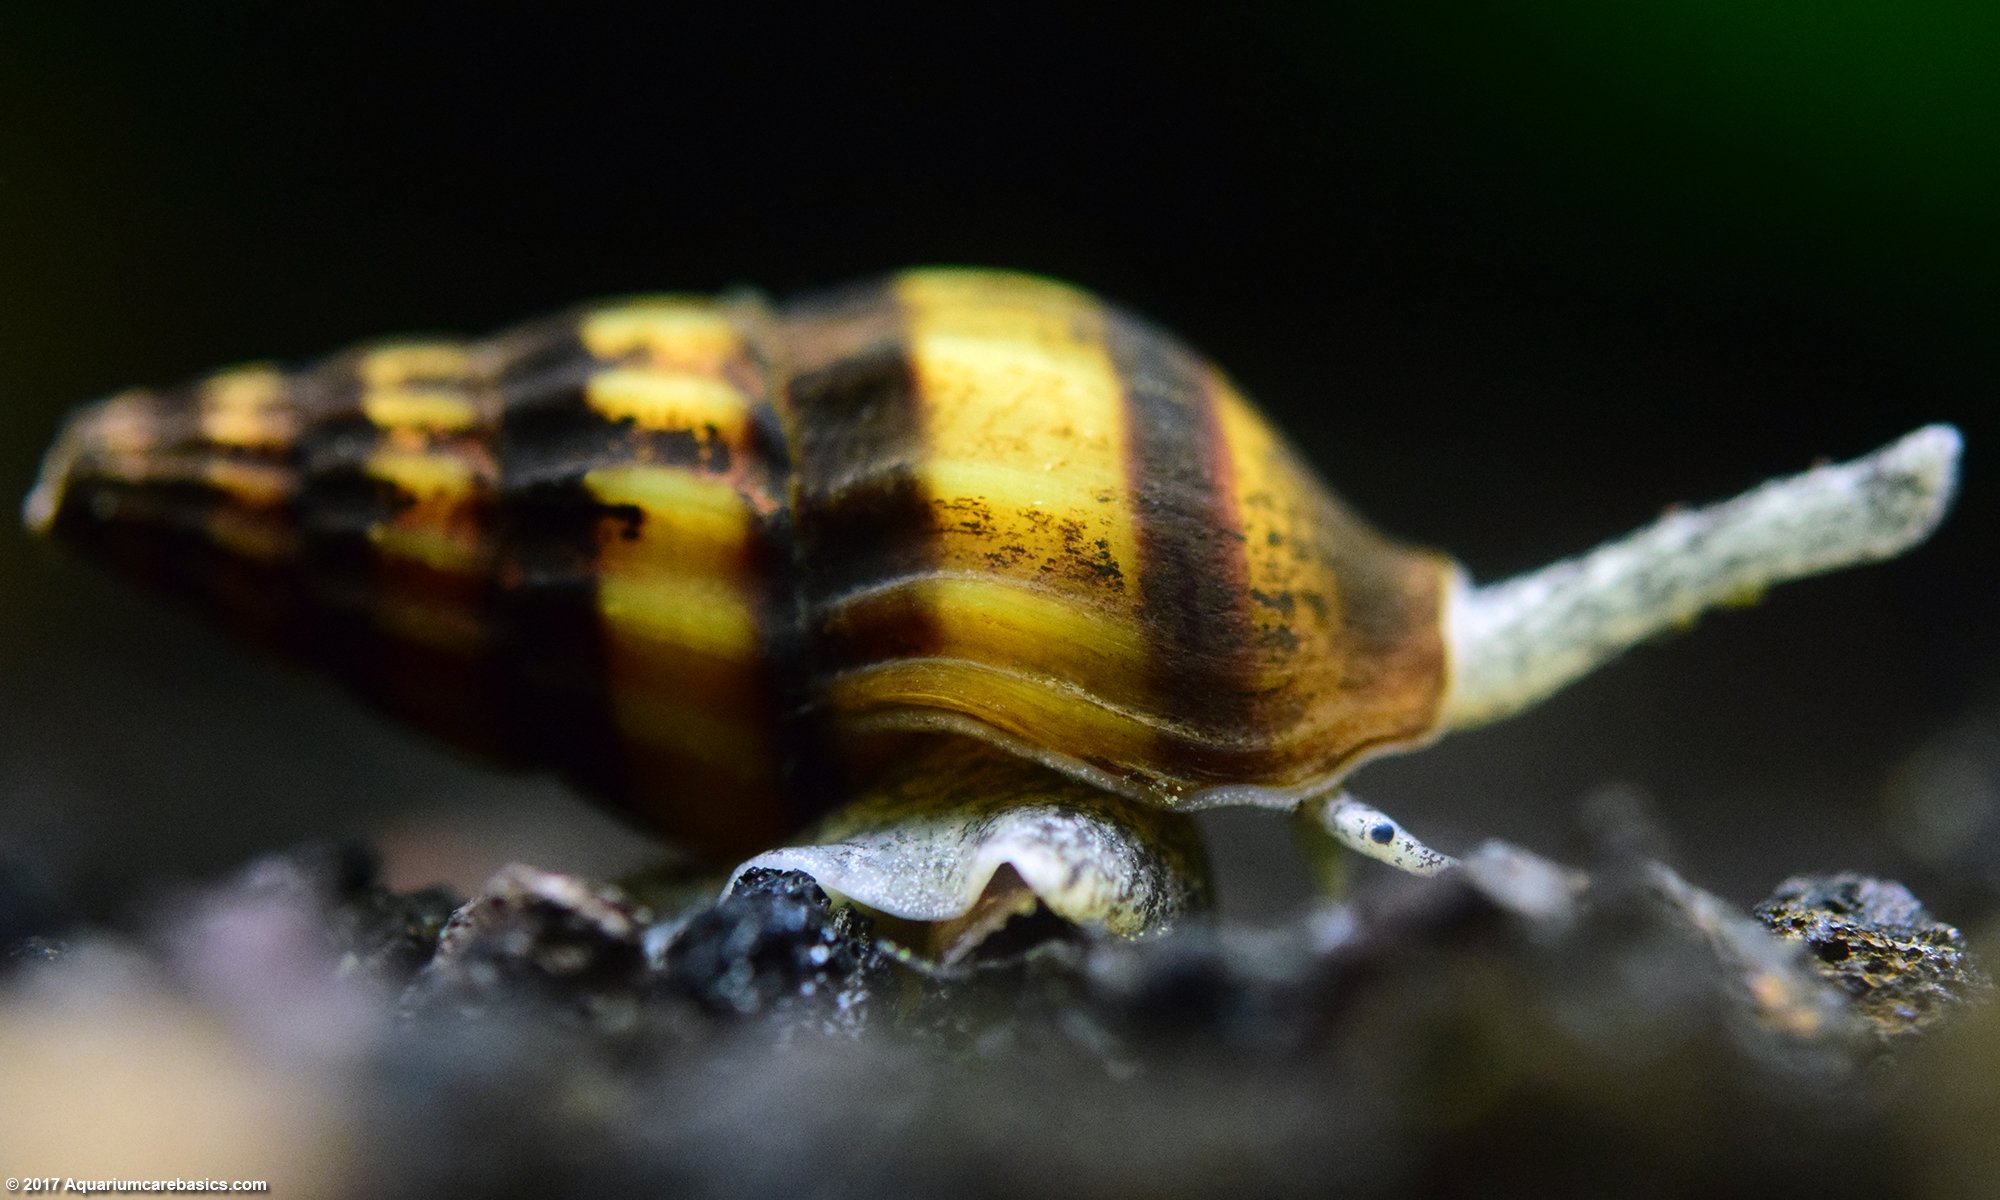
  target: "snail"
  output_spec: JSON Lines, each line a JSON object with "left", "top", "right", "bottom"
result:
{"left": 24, "top": 269, "right": 1962, "bottom": 945}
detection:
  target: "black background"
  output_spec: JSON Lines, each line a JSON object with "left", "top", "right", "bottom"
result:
{"left": 0, "top": 4, "right": 1992, "bottom": 919}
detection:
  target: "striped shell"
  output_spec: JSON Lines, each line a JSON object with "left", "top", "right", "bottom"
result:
{"left": 31, "top": 269, "right": 1450, "bottom": 856}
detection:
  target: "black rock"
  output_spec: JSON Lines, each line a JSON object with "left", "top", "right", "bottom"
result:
{"left": 660, "top": 868, "right": 880, "bottom": 1025}
{"left": 406, "top": 864, "right": 651, "bottom": 1027}
{"left": 1756, "top": 873, "right": 1992, "bottom": 1038}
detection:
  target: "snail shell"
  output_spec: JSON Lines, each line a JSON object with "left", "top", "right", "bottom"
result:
{"left": 27, "top": 268, "right": 1961, "bottom": 885}
{"left": 27, "top": 270, "right": 1448, "bottom": 856}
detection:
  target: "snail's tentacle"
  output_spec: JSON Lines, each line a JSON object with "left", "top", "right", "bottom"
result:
{"left": 1440, "top": 423, "right": 1962, "bottom": 731}
{"left": 1303, "top": 792, "right": 1458, "bottom": 876}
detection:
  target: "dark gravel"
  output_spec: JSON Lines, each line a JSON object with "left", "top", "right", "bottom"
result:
{"left": 1, "top": 839, "right": 1994, "bottom": 1200}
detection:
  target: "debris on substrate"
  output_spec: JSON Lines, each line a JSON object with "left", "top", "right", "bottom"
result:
{"left": 1755, "top": 873, "right": 1987, "bottom": 1040}
{"left": 1, "top": 840, "right": 1996, "bottom": 1200}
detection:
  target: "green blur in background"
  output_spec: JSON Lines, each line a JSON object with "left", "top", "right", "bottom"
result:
{"left": 1339, "top": 3, "right": 1998, "bottom": 270}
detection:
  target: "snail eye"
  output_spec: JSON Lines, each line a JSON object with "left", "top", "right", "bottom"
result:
{"left": 1369, "top": 822, "right": 1396, "bottom": 845}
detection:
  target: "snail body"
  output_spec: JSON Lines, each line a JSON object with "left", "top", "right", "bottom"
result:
{"left": 27, "top": 269, "right": 1962, "bottom": 910}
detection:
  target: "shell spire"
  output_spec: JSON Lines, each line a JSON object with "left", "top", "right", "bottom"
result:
{"left": 28, "top": 368, "right": 314, "bottom": 643}
{"left": 24, "top": 300, "right": 825, "bottom": 856}
{"left": 23, "top": 349, "right": 525, "bottom": 759}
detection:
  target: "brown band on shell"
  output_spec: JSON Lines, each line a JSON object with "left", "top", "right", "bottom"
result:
{"left": 737, "top": 382, "right": 849, "bottom": 833}
{"left": 771, "top": 280, "right": 942, "bottom": 815}
{"left": 492, "top": 319, "right": 639, "bottom": 804}
{"left": 1105, "top": 310, "right": 1258, "bottom": 762}
{"left": 297, "top": 342, "right": 511, "bottom": 762}
{"left": 782, "top": 280, "right": 941, "bottom": 664}
{"left": 293, "top": 355, "right": 395, "bottom": 642}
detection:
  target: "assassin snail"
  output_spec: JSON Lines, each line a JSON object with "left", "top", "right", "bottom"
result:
{"left": 24, "top": 269, "right": 1963, "bottom": 941}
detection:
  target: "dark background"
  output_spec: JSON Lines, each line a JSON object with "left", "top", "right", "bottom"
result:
{"left": 1, "top": 3, "right": 1993, "bottom": 921}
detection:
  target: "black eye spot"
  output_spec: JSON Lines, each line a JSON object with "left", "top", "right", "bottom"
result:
{"left": 1369, "top": 822, "right": 1395, "bottom": 844}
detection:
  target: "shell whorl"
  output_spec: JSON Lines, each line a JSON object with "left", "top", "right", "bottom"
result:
{"left": 29, "top": 269, "right": 1454, "bottom": 851}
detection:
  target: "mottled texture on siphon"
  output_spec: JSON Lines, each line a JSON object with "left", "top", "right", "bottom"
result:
{"left": 30, "top": 270, "right": 1451, "bottom": 856}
